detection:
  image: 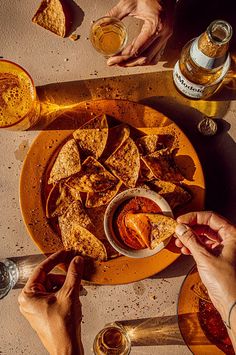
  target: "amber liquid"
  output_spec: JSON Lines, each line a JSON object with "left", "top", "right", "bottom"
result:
{"left": 179, "top": 40, "right": 227, "bottom": 87}
{"left": 90, "top": 18, "right": 127, "bottom": 56}
{"left": 93, "top": 325, "right": 131, "bottom": 355}
{"left": 0, "top": 60, "right": 39, "bottom": 129}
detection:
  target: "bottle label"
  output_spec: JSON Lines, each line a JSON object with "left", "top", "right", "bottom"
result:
{"left": 173, "top": 61, "right": 205, "bottom": 98}
{"left": 190, "top": 36, "right": 227, "bottom": 70}
{"left": 173, "top": 57, "right": 231, "bottom": 99}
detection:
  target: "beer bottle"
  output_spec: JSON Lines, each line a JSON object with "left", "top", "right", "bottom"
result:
{"left": 173, "top": 20, "right": 232, "bottom": 99}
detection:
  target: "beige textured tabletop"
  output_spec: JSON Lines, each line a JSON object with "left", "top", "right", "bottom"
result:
{"left": 0, "top": 0, "right": 236, "bottom": 354}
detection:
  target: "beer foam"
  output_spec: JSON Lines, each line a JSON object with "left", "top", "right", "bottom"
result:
{"left": 0, "top": 66, "right": 35, "bottom": 127}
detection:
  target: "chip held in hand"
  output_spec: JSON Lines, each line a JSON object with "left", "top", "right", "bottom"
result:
{"left": 125, "top": 213, "right": 178, "bottom": 250}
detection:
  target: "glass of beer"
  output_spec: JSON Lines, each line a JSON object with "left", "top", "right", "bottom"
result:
{"left": 93, "top": 322, "right": 131, "bottom": 355}
{"left": 0, "top": 60, "right": 39, "bottom": 130}
{"left": 90, "top": 17, "right": 128, "bottom": 57}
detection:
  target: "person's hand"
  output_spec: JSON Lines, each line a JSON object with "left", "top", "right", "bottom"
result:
{"left": 18, "top": 250, "right": 84, "bottom": 355}
{"left": 106, "top": 0, "right": 175, "bottom": 67}
{"left": 174, "top": 211, "right": 236, "bottom": 322}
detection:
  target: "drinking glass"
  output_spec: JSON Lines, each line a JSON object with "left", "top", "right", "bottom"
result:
{"left": 93, "top": 322, "right": 131, "bottom": 355}
{"left": 90, "top": 17, "right": 128, "bottom": 57}
{"left": 0, "top": 60, "right": 40, "bottom": 130}
{"left": 0, "top": 254, "right": 46, "bottom": 299}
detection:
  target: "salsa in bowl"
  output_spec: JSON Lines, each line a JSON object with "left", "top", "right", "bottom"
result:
{"left": 104, "top": 188, "right": 175, "bottom": 258}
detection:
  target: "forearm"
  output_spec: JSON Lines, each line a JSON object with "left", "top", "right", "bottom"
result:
{"left": 51, "top": 337, "right": 84, "bottom": 355}
{"left": 42, "top": 324, "right": 84, "bottom": 355}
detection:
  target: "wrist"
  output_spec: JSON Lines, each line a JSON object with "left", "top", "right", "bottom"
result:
{"left": 52, "top": 339, "right": 83, "bottom": 355}
{"left": 50, "top": 331, "right": 83, "bottom": 355}
{"left": 219, "top": 292, "right": 236, "bottom": 325}
{"left": 222, "top": 301, "right": 236, "bottom": 330}
{"left": 52, "top": 343, "right": 75, "bottom": 355}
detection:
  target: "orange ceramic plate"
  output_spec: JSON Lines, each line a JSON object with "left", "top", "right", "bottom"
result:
{"left": 20, "top": 99, "right": 205, "bottom": 284}
{"left": 178, "top": 266, "right": 228, "bottom": 354}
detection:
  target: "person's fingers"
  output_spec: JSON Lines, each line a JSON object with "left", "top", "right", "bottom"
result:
{"left": 175, "top": 238, "right": 191, "bottom": 254}
{"left": 24, "top": 250, "right": 74, "bottom": 292}
{"left": 129, "top": 19, "right": 161, "bottom": 57}
{"left": 191, "top": 225, "right": 222, "bottom": 243}
{"left": 117, "top": 27, "right": 170, "bottom": 67}
{"left": 181, "top": 246, "right": 192, "bottom": 255}
{"left": 107, "top": 54, "right": 132, "bottom": 66}
{"left": 177, "top": 211, "right": 228, "bottom": 231}
{"left": 46, "top": 274, "right": 66, "bottom": 292}
{"left": 177, "top": 211, "right": 236, "bottom": 242}
{"left": 106, "top": 3, "right": 130, "bottom": 20}
{"left": 175, "top": 238, "right": 184, "bottom": 248}
{"left": 61, "top": 256, "right": 84, "bottom": 296}
{"left": 175, "top": 224, "right": 211, "bottom": 261}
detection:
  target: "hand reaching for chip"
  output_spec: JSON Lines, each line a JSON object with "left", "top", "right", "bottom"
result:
{"left": 175, "top": 211, "right": 236, "bottom": 350}
{"left": 106, "top": 0, "right": 175, "bottom": 67}
{"left": 18, "top": 250, "right": 84, "bottom": 355}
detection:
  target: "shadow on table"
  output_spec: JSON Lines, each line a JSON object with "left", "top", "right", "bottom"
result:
{"left": 150, "top": 255, "right": 195, "bottom": 279}
{"left": 65, "top": 0, "right": 85, "bottom": 36}
{"left": 117, "top": 313, "right": 210, "bottom": 347}
{"left": 32, "top": 66, "right": 236, "bottom": 131}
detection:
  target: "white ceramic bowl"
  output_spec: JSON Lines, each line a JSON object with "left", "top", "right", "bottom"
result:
{"left": 104, "top": 188, "right": 173, "bottom": 258}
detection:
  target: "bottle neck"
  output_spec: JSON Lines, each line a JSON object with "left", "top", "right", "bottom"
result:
{"left": 199, "top": 20, "right": 232, "bottom": 58}
{"left": 190, "top": 36, "right": 229, "bottom": 70}
{"left": 198, "top": 32, "right": 229, "bottom": 58}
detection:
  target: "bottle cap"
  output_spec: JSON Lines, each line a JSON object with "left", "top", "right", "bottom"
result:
{"left": 197, "top": 117, "right": 217, "bottom": 136}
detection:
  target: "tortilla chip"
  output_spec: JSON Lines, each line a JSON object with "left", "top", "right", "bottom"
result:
{"left": 87, "top": 206, "right": 107, "bottom": 240}
{"left": 127, "top": 213, "right": 177, "bottom": 249}
{"left": 32, "top": 0, "right": 70, "bottom": 37}
{"left": 145, "top": 213, "right": 177, "bottom": 249}
{"left": 66, "top": 156, "right": 117, "bottom": 192}
{"left": 86, "top": 180, "right": 122, "bottom": 208}
{"left": 136, "top": 135, "right": 164, "bottom": 155}
{"left": 73, "top": 114, "right": 108, "bottom": 159}
{"left": 48, "top": 139, "right": 81, "bottom": 185}
{"left": 62, "top": 225, "right": 107, "bottom": 261}
{"left": 149, "top": 180, "right": 192, "bottom": 210}
{"left": 46, "top": 181, "right": 81, "bottom": 218}
{"left": 139, "top": 159, "right": 154, "bottom": 182}
{"left": 58, "top": 200, "right": 94, "bottom": 237}
{"left": 142, "top": 148, "right": 184, "bottom": 183}
{"left": 105, "top": 137, "right": 140, "bottom": 188}
{"left": 103, "top": 124, "right": 130, "bottom": 159}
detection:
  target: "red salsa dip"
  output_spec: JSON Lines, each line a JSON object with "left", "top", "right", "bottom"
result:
{"left": 113, "top": 196, "right": 162, "bottom": 250}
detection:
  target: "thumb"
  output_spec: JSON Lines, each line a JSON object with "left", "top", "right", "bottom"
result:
{"left": 62, "top": 256, "right": 84, "bottom": 295}
{"left": 175, "top": 224, "right": 210, "bottom": 261}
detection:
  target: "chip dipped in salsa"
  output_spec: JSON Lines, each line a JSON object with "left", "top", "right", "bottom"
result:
{"left": 114, "top": 196, "right": 162, "bottom": 250}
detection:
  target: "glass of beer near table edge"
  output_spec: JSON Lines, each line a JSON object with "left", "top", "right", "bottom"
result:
{"left": 0, "top": 59, "right": 39, "bottom": 130}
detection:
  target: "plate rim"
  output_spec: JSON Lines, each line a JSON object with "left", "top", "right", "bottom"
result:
{"left": 177, "top": 264, "right": 226, "bottom": 354}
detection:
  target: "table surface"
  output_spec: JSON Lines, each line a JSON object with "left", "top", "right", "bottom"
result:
{"left": 1, "top": 1, "right": 236, "bottom": 354}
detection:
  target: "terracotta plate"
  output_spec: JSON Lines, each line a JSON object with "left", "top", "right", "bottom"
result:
{"left": 178, "top": 266, "right": 227, "bottom": 354}
{"left": 20, "top": 99, "right": 205, "bottom": 284}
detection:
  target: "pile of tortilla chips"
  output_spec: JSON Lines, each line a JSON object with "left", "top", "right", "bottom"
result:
{"left": 46, "top": 114, "right": 192, "bottom": 260}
